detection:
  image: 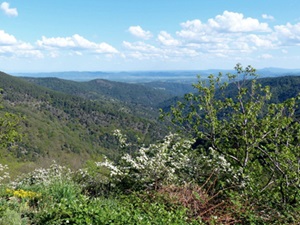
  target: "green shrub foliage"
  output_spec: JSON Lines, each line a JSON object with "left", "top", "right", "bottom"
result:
{"left": 164, "top": 63, "right": 300, "bottom": 207}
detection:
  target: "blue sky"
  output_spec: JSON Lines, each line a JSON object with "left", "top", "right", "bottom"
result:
{"left": 1, "top": 0, "right": 300, "bottom": 72}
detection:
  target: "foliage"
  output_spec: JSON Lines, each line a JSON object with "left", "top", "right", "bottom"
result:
{"left": 1, "top": 66, "right": 300, "bottom": 223}
{"left": 32, "top": 194, "right": 195, "bottom": 225}
{"left": 99, "top": 132, "right": 196, "bottom": 191}
{"left": 0, "top": 208, "right": 26, "bottom": 225}
{"left": 163, "top": 63, "right": 300, "bottom": 215}
{"left": 0, "top": 71, "right": 168, "bottom": 173}
{"left": 0, "top": 163, "right": 198, "bottom": 224}
{"left": 23, "top": 76, "right": 173, "bottom": 109}
{"left": 0, "top": 88, "right": 22, "bottom": 148}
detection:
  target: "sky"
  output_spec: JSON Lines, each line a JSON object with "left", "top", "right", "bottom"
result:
{"left": 1, "top": 0, "right": 300, "bottom": 72}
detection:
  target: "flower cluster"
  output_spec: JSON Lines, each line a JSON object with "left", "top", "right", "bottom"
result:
{"left": 6, "top": 188, "right": 41, "bottom": 199}
{"left": 0, "top": 164, "right": 10, "bottom": 184}
{"left": 113, "top": 129, "right": 131, "bottom": 148}
{"left": 98, "top": 133, "right": 195, "bottom": 190}
{"left": 99, "top": 129, "right": 249, "bottom": 192}
{"left": 12, "top": 162, "right": 73, "bottom": 188}
{"left": 189, "top": 148, "right": 247, "bottom": 188}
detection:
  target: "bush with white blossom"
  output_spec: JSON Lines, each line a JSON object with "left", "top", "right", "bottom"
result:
{"left": 98, "top": 131, "right": 244, "bottom": 192}
{"left": 12, "top": 162, "right": 73, "bottom": 188}
{"left": 0, "top": 164, "right": 10, "bottom": 185}
{"left": 98, "top": 133, "right": 194, "bottom": 190}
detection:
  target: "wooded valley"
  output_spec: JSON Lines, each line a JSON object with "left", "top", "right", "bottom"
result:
{"left": 0, "top": 65, "right": 299, "bottom": 224}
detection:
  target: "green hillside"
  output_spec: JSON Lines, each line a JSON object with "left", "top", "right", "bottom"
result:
{"left": 22, "top": 77, "right": 173, "bottom": 105}
{"left": 0, "top": 72, "right": 168, "bottom": 174}
{"left": 159, "top": 75, "right": 300, "bottom": 113}
{"left": 2, "top": 72, "right": 300, "bottom": 175}
{"left": 22, "top": 77, "right": 174, "bottom": 119}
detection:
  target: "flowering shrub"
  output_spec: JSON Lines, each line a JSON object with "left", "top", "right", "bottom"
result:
{"left": 98, "top": 133, "right": 195, "bottom": 190}
{"left": 99, "top": 131, "right": 246, "bottom": 193}
{"left": 12, "top": 162, "right": 73, "bottom": 188}
{"left": 186, "top": 148, "right": 247, "bottom": 192}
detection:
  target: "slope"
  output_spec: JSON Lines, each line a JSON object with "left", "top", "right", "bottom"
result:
{"left": 0, "top": 72, "right": 168, "bottom": 173}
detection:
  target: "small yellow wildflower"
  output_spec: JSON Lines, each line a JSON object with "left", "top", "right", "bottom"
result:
{"left": 6, "top": 188, "right": 41, "bottom": 199}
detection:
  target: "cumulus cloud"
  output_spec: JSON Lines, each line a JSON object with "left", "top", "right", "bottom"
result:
{"left": 246, "top": 34, "right": 275, "bottom": 48}
{"left": 177, "top": 11, "right": 270, "bottom": 39}
{"left": 0, "top": 43, "right": 43, "bottom": 58}
{"left": 0, "top": 30, "right": 42, "bottom": 58}
{"left": 123, "top": 11, "right": 296, "bottom": 63}
{"left": 262, "top": 14, "right": 274, "bottom": 20}
{"left": 4, "top": 9, "right": 300, "bottom": 66}
{"left": 37, "top": 34, "right": 118, "bottom": 54}
{"left": 207, "top": 11, "right": 270, "bottom": 32}
{"left": 175, "top": 11, "right": 272, "bottom": 58}
{"left": 158, "top": 31, "right": 180, "bottom": 46}
{"left": 128, "top": 26, "right": 152, "bottom": 40}
{"left": 122, "top": 41, "right": 163, "bottom": 60}
{"left": 122, "top": 40, "right": 200, "bottom": 60}
{"left": 123, "top": 41, "right": 161, "bottom": 53}
{"left": 0, "top": 30, "right": 17, "bottom": 45}
{"left": 1, "top": 2, "right": 18, "bottom": 17}
{"left": 274, "top": 22, "right": 300, "bottom": 45}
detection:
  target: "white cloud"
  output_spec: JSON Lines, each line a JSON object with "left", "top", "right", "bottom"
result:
{"left": 158, "top": 31, "right": 180, "bottom": 46}
{"left": 179, "top": 11, "right": 270, "bottom": 36}
{"left": 0, "top": 30, "right": 42, "bottom": 58}
{"left": 128, "top": 26, "right": 152, "bottom": 40}
{"left": 37, "top": 34, "right": 118, "bottom": 54}
{"left": 0, "top": 44, "right": 43, "bottom": 58}
{"left": 123, "top": 41, "right": 162, "bottom": 56}
{"left": 177, "top": 11, "right": 271, "bottom": 42}
{"left": 259, "top": 53, "right": 273, "bottom": 59}
{"left": 1, "top": 2, "right": 18, "bottom": 17}
{"left": 175, "top": 11, "right": 272, "bottom": 58}
{"left": 262, "top": 14, "right": 274, "bottom": 20}
{"left": 4, "top": 9, "right": 300, "bottom": 68}
{"left": 0, "top": 30, "right": 17, "bottom": 45}
{"left": 207, "top": 11, "right": 270, "bottom": 33}
{"left": 274, "top": 22, "right": 300, "bottom": 45}
{"left": 246, "top": 34, "right": 275, "bottom": 48}
{"left": 121, "top": 12, "right": 300, "bottom": 64}
{"left": 122, "top": 40, "right": 199, "bottom": 60}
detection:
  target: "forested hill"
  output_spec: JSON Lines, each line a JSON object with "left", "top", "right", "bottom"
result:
{"left": 0, "top": 71, "right": 169, "bottom": 172}
{"left": 22, "top": 77, "right": 173, "bottom": 108}
{"left": 256, "top": 75, "right": 300, "bottom": 103}
{"left": 158, "top": 75, "right": 300, "bottom": 113}
{"left": 1, "top": 71, "right": 300, "bottom": 174}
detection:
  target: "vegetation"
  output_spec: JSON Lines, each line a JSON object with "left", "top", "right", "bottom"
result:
{"left": 22, "top": 76, "right": 174, "bottom": 119}
{"left": 0, "top": 65, "right": 299, "bottom": 224}
{"left": 0, "top": 71, "right": 169, "bottom": 174}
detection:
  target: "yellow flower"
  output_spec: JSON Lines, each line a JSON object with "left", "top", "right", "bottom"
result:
{"left": 6, "top": 188, "right": 41, "bottom": 199}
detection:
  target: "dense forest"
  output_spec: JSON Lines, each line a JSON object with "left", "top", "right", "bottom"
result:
{"left": 0, "top": 72, "right": 171, "bottom": 174}
{"left": 0, "top": 65, "right": 300, "bottom": 224}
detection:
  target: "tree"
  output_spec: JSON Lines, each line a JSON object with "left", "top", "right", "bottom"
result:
{"left": 0, "top": 89, "right": 22, "bottom": 148}
{"left": 164, "top": 64, "right": 300, "bottom": 206}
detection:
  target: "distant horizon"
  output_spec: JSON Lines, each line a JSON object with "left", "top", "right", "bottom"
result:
{"left": 9, "top": 67, "right": 300, "bottom": 74}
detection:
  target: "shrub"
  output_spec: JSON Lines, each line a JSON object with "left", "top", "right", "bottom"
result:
{"left": 164, "top": 64, "right": 300, "bottom": 219}
{"left": 98, "top": 133, "right": 195, "bottom": 191}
